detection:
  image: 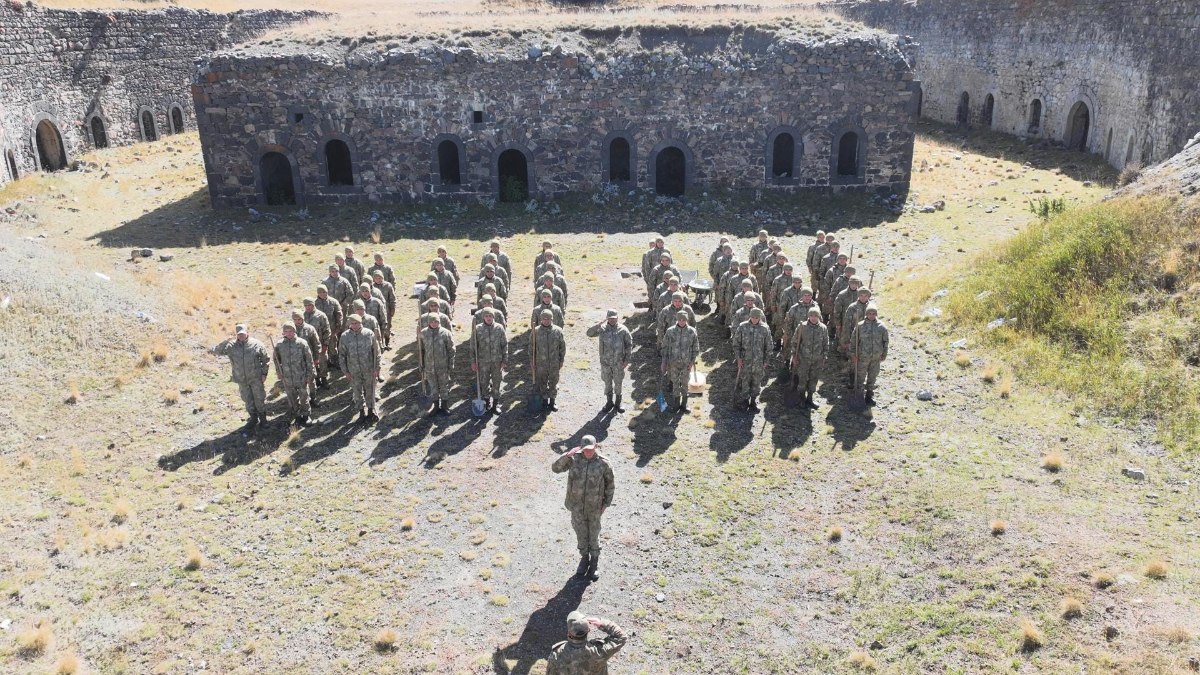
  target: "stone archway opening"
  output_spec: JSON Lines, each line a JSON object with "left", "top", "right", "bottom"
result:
{"left": 957, "top": 92, "right": 970, "bottom": 126}
{"left": 1067, "top": 101, "right": 1090, "bottom": 151}
{"left": 260, "top": 151, "right": 296, "bottom": 205}
{"left": 1028, "top": 99, "right": 1043, "bottom": 134}
{"left": 654, "top": 146, "right": 685, "bottom": 197}
{"left": 982, "top": 94, "right": 995, "bottom": 128}
{"left": 608, "top": 137, "right": 631, "bottom": 182}
{"left": 438, "top": 139, "right": 461, "bottom": 185}
{"left": 141, "top": 110, "right": 157, "bottom": 142}
{"left": 771, "top": 132, "right": 795, "bottom": 179}
{"left": 324, "top": 139, "right": 353, "bottom": 186}
{"left": 171, "top": 106, "right": 185, "bottom": 134}
{"left": 90, "top": 116, "right": 108, "bottom": 149}
{"left": 497, "top": 149, "right": 529, "bottom": 202}
{"left": 836, "top": 131, "right": 860, "bottom": 177}
{"left": 35, "top": 120, "right": 67, "bottom": 171}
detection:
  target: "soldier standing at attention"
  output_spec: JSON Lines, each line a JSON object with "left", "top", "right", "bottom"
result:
{"left": 661, "top": 310, "right": 699, "bottom": 413}
{"left": 212, "top": 324, "right": 270, "bottom": 430}
{"left": 531, "top": 289, "right": 565, "bottom": 329}
{"left": 532, "top": 309, "right": 567, "bottom": 412}
{"left": 485, "top": 239, "right": 512, "bottom": 280}
{"left": 324, "top": 264, "right": 355, "bottom": 317}
{"left": 343, "top": 246, "right": 366, "bottom": 286}
{"left": 302, "top": 297, "right": 331, "bottom": 387}
{"left": 291, "top": 309, "right": 322, "bottom": 408}
{"left": 434, "top": 245, "right": 460, "bottom": 284}
{"left": 315, "top": 285, "right": 343, "bottom": 371}
{"left": 708, "top": 236, "right": 730, "bottom": 286}
{"left": 420, "top": 314, "right": 455, "bottom": 416}
{"left": 790, "top": 306, "right": 829, "bottom": 410}
{"left": 641, "top": 237, "right": 669, "bottom": 297}
{"left": 734, "top": 308, "right": 772, "bottom": 412}
{"left": 371, "top": 269, "right": 397, "bottom": 335}
{"left": 551, "top": 435, "right": 615, "bottom": 582}
{"left": 431, "top": 257, "right": 457, "bottom": 305}
{"left": 805, "top": 230, "right": 827, "bottom": 291}
{"left": 586, "top": 309, "right": 633, "bottom": 413}
{"left": 367, "top": 252, "right": 395, "bottom": 287}
{"left": 472, "top": 308, "right": 508, "bottom": 413}
{"left": 850, "top": 304, "right": 888, "bottom": 406}
{"left": 340, "top": 314, "right": 380, "bottom": 424}
{"left": 335, "top": 253, "right": 359, "bottom": 292}
{"left": 748, "top": 229, "right": 771, "bottom": 276}
{"left": 274, "top": 322, "right": 315, "bottom": 427}
{"left": 656, "top": 292, "right": 695, "bottom": 351}
{"left": 545, "top": 612, "right": 628, "bottom": 674}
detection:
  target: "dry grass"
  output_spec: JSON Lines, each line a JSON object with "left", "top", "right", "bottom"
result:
{"left": 848, "top": 651, "right": 877, "bottom": 671}
{"left": 373, "top": 628, "right": 398, "bottom": 653}
{"left": 184, "top": 542, "right": 205, "bottom": 571}
{"left": 981, "top": 360, "right": 1000, "bottom": 383}
{"left": 639, "top": 471, "right": 654, "bottom": 484}
{"left": 17, "top": 454, "right": 33, "bottom": 469}
{"left": 1019, "top": 618, "right": 1043, "bottom": 652}
{"left": 16, "top": 620, "right": 52, "bottom": 656}
{"left": 111, "top": 498, "right": 133, "bottom": 524}
{"left": 54, "top": 653, "right": 81, "bottom": 674}
{"left": 1041, "top": 452, "right": 1064, "bottom": 473}
{"left": 1093, "top": 572, "right": 1115, "bottom": 589}
{"left": 1145, "top": 559, "right": 1169, "bottom": 579}
{"left": 64, "top": 379, "right": 81, "bottom": 405}
{"left": 68, "top": 448, "right": 85, "bottom": 477}
{"left": 460, "top": 550, "right": 478, "bottom": 562}
{"left": 826, "top": 526, "right": 843, "bottom": 542}
{"left": 1060, "top": 597, "right": 1083, "bottom": 620}
{"left": 94, "top": 526, "right": 130, "bottom": 551}
{"left": 1160, "top": 625, "right": 1193, "bottom": 644}
{"left": 150, "top": 341, "right": 169, "bottom": 363}
{"left": 400, "top": 516, "right": 415, "bottom": 531}
{"left": 953, "top": 350, "right": 971, "bottom": 368}
{"left": 162, "top": 388, "right": 181, "bottom": 404}
{"left": 998, "top": 370, "right": 1013, "bottom": 398}
{"left": 989, "top": 519, "right": 1006, "bottom": 536}
{"left": 490, "top": 594, "right": 510, "bottom": 607}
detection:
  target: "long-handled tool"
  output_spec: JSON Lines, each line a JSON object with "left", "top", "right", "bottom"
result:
{"left": 528, "top": 328, "right": 543, "bottom": 413}
{"left": 417, "top": 328, "right": 430, "bottom": 404}
{"left": 849, "top": 322, "right": 866, "bottom": 411}
{"left": 471, "top": 323, "right": 486, "bottom": 417}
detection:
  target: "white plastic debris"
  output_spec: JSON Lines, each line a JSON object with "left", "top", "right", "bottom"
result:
{"left": 94, "top": 272, "right": 111, "bottom": 281}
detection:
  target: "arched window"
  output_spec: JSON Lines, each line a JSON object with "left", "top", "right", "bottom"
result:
{"left": 654, "top": 147, "right": 686, "bottom": 197}
{"left": 35, "top": 120, "right": 67, "bottom": 171}
{"left": 170, "top": 106, "right": 185, "bottom": 134}
{"left": 771, "top": 133, "right": 795, "bottom": 179}
{"left": 260, "top": 152, "right": 296, "bottom": 205}
{"left": 5, "top": 149, "right": 18, "bottom": 181}
{"left": 438, "top": 139, "right": 461, "bottom": 185}
{"left": 957, "top": 92, "right": 970, "bottom": 126}
{"left": 1067, "top": 101, "right": 1091, "bottom": 151}
{"left": 982, "top": 94, "right": 995, "bottom": 128}
{"left": 608, "top": 137, "right": 631, "bottom": 182}
{"left": 324, "top": 139, "right": 353, "bottom": 186}
{"left": 836, "top": 132, "right": 860, "bottom": 177}
{"left": 140, "top": 110, "right": 157, "bottom": 142}
{"left": 90, "top": 116, "right": 108, "bottom": 149}
{"left": 497, "top": 149, "right": 529, "bottom": 202}
{"left": 1028, "top": 99, "right": 1043, "bottom": 135}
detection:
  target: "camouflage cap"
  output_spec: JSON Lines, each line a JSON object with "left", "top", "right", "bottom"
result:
{"left": 808, "top": 306, "right": 821, "bottom": 316}
{"left": 344, "top": 246, "right": 355, "bottom": 253}
{"left": 816, "top": 229, "right": 826, "bottom": 236}
{"left": 671, "top": 292, "right": 686, "bottom": 302}
{"left": 327, "top": 264, "right": 339, "bottom": 272}
{"left": 352, "top": 299, "right": 366, "bottom": 309}
{"left": 426, "top": 298, "right": 439, "bottom": 307}
{"left": 837, "top": 253, "right": 849, "bottom": 260}
{"left": 235, "top": 324, "right": 249, "bottom": 336}
{"left": 825, "top": 234, "right": 836, "bottom": 242}
{"left": 484, "top": 283, "right": 497, "bottom": 291}
{"left": 660, "top": 252, "right": 672, "bottom": 261}
{"left": 540, "top": 309, "right": 554, "bottom": 320}
{"left": 783, "top": 263, "right": 794, "bottom": 271}
{"left": 738, "top": 261, "right": 750, "bottom": 268}
{"left": 801, "top": 287, "right": 814, "bottom": 296}
{"left": 480, "top": 294, "right": 494, "bottom": 304}
{"left": 281, "top": 322, "right": 295, "bottom": 332}
{"left": 844, "top": 266, "right": 856, "bottom": 275}
{"left": 866, "top": 303, "right": 879, "bottom": 313}
{"left": 743, "top": 294, "right": 757, "bottom": 304}
{"left": 719, "top": 236, "right": 730, "bottom": 244}
{"left": 483, "top": 263, "right": 496, "bottom": 272}
{"left": 425, "top": 287, "right": 440, "bottom": 297}
{"left": 722, "top": 243, "right": 734, "bottom": 251}
{"left": 791, "top": 276, "right": 804, "bottom": 285}
{"left": 371, "top": 269, "right": 384, "bottom": 278}
{"left": 489, "top": 239, "right": 501, "bottom": 248}
{"left": 542, "top": 239, "right": 553, "bottom": 248}
{"left": 750, "top": 307, "right": 765, "bottom": 320}
{"left": 436, "top": 245, "right": 447, "bottom": 253}
{"left": 673, "top": 311, "right": 688, "bottom": 321}
{"left": 858, "top": 287, "right": 873, "bottom": 296}
{"left": 758, "top": 229, "right": 769, "bottom": 237}
{"left": 606, "top": 309, "right": 618, "bottom": 318}
{"left": 334, "top": 254, "right": 346, "bottom": 262}
{"left": 483, "top": 252, "right": 497, "bottom": 262}
{"left": 302, "top": 297, "right": 315, "bottom": 305}
{"left": 541, "top": 272, "right": 555, "bottom": 280}
{"left": 347, "top": 314, "right": 362, "bottom": 324}
{"left": 291, "top": 309, "right": 303, "bottom": 320}
{"left": 663, "top": 271, "right": 675, "bottom": 280}
{"left": 427, "top": 314, "right": 441, "bottom": 324}
{"left": 373, "top": 251, "right": 384, "bottom": 259}
{"left": 829, "top": 241, "right": 841, "bottom": 249}
{"left": 740, "top": 279, "right": 753, "bottom": 288}
{"left": 432, "top": 258, "right": 445, "bottom": 266}
{"left": 480, "top": 307, "right": 496, "bottom": 319}
{"left": 540, "top": 288, "right": 554, "bottom": 298}
{"left": 849, "top": 276, "right": 862, "bottom": 286}
{"left": 426, "top": 272, "right": 438, "bottom": 281}
{"left": 316, "top": 284, "right": 329, "bottom": 293}
{"left": 582, "top": 434, "right": 596, "bottom": 447}
{"left": 359, "top": 283, "right": 371, "bottom": 291}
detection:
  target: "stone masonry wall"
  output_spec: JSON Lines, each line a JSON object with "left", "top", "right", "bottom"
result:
{"left": 834, "top": 0, "right": 1200, "bottom": 170}
{"left": 193, "top": 26, "right": 918, "bottom": 207}
{"left": 0, "top": 2, "right": 316, "bottom": 187}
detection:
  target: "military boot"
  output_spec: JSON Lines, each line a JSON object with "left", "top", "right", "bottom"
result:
{"left": 574, "top": 553, "right": 590, "bottom": 579}
{"left": 243, "top": 415, "right": 258, "bottom": 431}
{"left": 426, "top": 402, "right": 439, "bottom": 418}
{"left": 366, "top": 409, "right": 379, "bottom": 424}
{"left": 749, "top": 396, "right": 760, "bottom": 412}
{"left": 614, "top": 395, "right": 625, "bottom": 413}
{"left": 586, "top": 551, "right": 601, "bottom": 582}
{"left": 808, "top": 394, "right": 820, "bottom": 410}
{"left": 549, "top": 398, "right": 559, "bottom": 412}
{"left": 865, "top": 392, "right": 876, "bottom": 406}
{"left": 439, "top": 399, "right": 450, "bottom": 415}
{"left": 602, "top": 394, "right": 613, "bottom": 413}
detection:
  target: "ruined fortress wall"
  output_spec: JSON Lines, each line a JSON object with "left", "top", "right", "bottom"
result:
{"left": 194, "top": 27, "right": 918, "bottom": 207}
{"left": 835, "top": 0, "right": 1200, "bottom": 169}
{"left": 0, "top": 3, "right": 314, "bottom": 186}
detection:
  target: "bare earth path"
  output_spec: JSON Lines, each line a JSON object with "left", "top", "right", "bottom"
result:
{"left": 1, "top": 124, "right": 1197, "bottom": 673}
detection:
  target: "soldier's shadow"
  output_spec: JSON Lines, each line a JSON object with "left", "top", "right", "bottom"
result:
{"left": 492, "top": 578, "right": 588, "bottom": 675}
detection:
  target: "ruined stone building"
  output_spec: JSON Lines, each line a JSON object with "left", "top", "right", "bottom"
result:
{"left": 0, "top": 2, "right": 311, "bottom": 187}
{"left": 836, "top": 0, "right": 1200, "bottom": 170}
{"left": 192, "top": 25, "right": 919, "bottom": 207}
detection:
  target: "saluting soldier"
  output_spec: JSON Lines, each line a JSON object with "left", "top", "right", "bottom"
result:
{"left": 586, "top": 309, "right": 633, "bottom": 413}
{"left": 551, "top": 435, "right": 615, "bottom": 582}
{"left": 211, "top": 324, "right": 270, "bottom": 430}
{"left": 546, "top": 612, "right": 628, "bottom": 674}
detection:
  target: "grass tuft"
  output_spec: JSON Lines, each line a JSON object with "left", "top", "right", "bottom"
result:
{"left": 54, "top": 653, "right": 80, "bottom": 674}
{"left": 1162, "top": 625, "right": 1193, "bottom": 644}
{"left": 17, "top": 454, "right": 32, "bottom": 469}
{"left": 848, "top": 651, "right": 877, "bottom": 671}
{"left": 1145, "top": 559, "right": 1168, "bottom": 579}
{"left": 111, "top": 498, "right": 133, "bottom": 524}
{"left": 400, "top": 516, "right": 415, "bottom": 531}
{"left": 1019, "top": 618, "right": 1043, "bottom": 652}
{"left": 981, "top": 360, "right": 1000, "bottom": 383}
{"left": 640, "top": 471, "right": 654, "bottom": 484}
{"left": 998, "top": 370, "right": 1013, "bottom": 398}
{"left": 1041, "top": 452, "right": 1064, "bottom": 473}
{"left": 162, "top": 388, "right": 180, "bottom": 404}
{"left": 1060, "top": 597, "right": 1083, "bottom": 619}
{"left": 953, "top": 350, "right": 971, "bottom": 368}
{"left": 989, "top": 519, "right": 1006, "bottom": 536}
{"left": 373, "top": 628, "right": 398, "bottom": 653}
{"left": 826, "top": 526, "right": 843, "bottom": 542}
{"left": 490, "top": 594, "right": 510, "bottom": 607}
{"left": 1093, "top": 572, "right": 1115, "bottom": 589}
{"left": 16, "top": 620, "right": 52, "bottom": 656}
{"left": 460, "top": 550, "right": 478, "bottom": 561}
{"left": 65, "top": 379, "right": 81, "bottom": 405}
{"left": 184, "top": 542, "right": 205, "bottom": 571}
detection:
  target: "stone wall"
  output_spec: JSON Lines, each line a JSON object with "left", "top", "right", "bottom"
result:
{"left": 0, "top": 2, "right": 316, "bottom": 187}
{"left": 193, "top": 25, "right": 918, "bottom": 208}
{"left": 834, "top": 0, "right": 1200, "bottom": 170}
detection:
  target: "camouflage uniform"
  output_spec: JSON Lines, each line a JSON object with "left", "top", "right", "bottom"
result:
{"left": 422, "top": 295, "right": 453, "bottom": 324}
{"left": 531, "top": 301, "right": 565, "bottom": 329}
{"left": 734, "top": 312, "right": 772, "bottom": 403}
{"left": 337, "top": 262, "right": 360, "bottom": 292}
{"left": 655, "top": 284, "right": 682, "bottom": 315}
{"left": 419, "top": 311, "right": 452, "bottom": 337}
{"left": 432, "top": 265, "right": 457, "bottom": 303}
{"left": 343, "top": 254, "right": 366, "bottom": 287}
{"left": 546, "top": 615, "right": 628, "bottom": 675}
{"left": 641, "top": 244, "right": 669, "bottom": 294}
{"left": 274, "top": 332, "right": 315, "bottom": 419}
{"left": 661, "top": 316, "right": 699, "bottom": 409}
{"left": 767, "top": 269, "right": 794, "bottom": 316}
{"left": 721, "top": 270, "right": 756, "bottom": 319}
{"left": 534, "top": 250, "right": 563, "bottom": 274}
{"left": 850, "top": 312, "right": 888, "bottom": 399}
{"left": 532, "top": 320, "right": 567, "bottom": 402}
{"left": 748, "top": 235, "right": 771, "bottom": 274}
{"left": 808, "top": 239, "right": 831, "bottom": 289}
{"left": 841, "top": 297, "right": 872, "bottom": 353}
{"left": 212, "top": 334, "right": 270, "bottom": 419}
{"left": 656, "top": 299, "right": 695, "bottom": 348}
{"left": 782, "top": 296, "right": 817, "bottom": 351}
{"left": 358, "top": 291, "right": 389, "bottom": 345}
{"left": 551, "top": 447, "right": 615, "bottom": 557}
{"left": 481, "top": 254, "right": 510, "bottom": 288}
{"left": 420, "top": 323, "right": 455, "bottom": 402}
{"left": 791, "top": 312, "right": 829, "bottom": 399}
{"left": 424, "top": 281, "right": 451, "bottom": 304}
{"left": 817, "top": 248, "right": 841, "bottom": 295}
{"left": 294, "top": 317, "right": 322, "bottom": 400}
{"left": 433, "top": 254, "right": 460, "bottom": 282}
{"left": 775, "top": 283, "right": 807, "bottom": 340}
{"left": 356, "top": 309, "right": 383, "bottom": 354}
{"left": 314, "top": 292, "right": 343, "bottom": 367}
{"left": 476, "top": 271, "right": 507, "bottom": 301}
{"left": 485, "top": 244, "right": 513, "bottom": 279}
{"left": 534, "top": 280, "right": 566, "bottom": 309}
{"left": 372, "top": 278, "right": 397, "bottom": 324}
{"left": 647, "top": 262, "right": 679, "bottom": 300}
{"left": 304, "top": 305, "right": 332, "bottom": 383}
{"left": 324, "top": 273, "right": 355, "bottom": 315}
{"left": 730, "top": 299, "right": 760, "bottom": 333}
{"left": 472, "top": 315, "right": 508, "bottom": 402}
{"left": 827, "top": 271, "right": 854, "bottom": 323}
{"left": 473, "top": 302, "right": 506, "bottom": 328}
{"left": 367, "top": 261, "right": 396, "bottom": 287}
{"left": 586, "top": 316, "right": 633, "bottom": 400}
{"left": 707, "top": 240, "right": 729, "bottom": 285}
{"left": 820, "top": 261, "right": 847, "bottom": 315}
{"left": 339, "top": 322, "right": 380, "bottom": 414}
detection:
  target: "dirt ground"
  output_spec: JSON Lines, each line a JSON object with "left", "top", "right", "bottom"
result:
{"left": 1, "top": 123, "right": 1198, "bottom": 674}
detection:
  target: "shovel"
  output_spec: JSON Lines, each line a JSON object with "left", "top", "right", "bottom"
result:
{"left": 471, "top": 325, "right": 486, "bottom": 417}
{"left": 528, "top": 328, "right": 543, "bottom": 413}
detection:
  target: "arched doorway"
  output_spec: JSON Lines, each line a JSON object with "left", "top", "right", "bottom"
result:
{"left": 982, "top": 94, "right": 995, "bottom": 128}
{"left": 170, "top": 106, "right": 185, "bottom": 134}
{"left": 497, "top": 149, "right": 528, "bottom": 202}
{"left": 1067, "top": 102, "right": 1090, "bottom": 151}
{"left": 35, "top": 120, "right": 67, "bottom": 171}
{"left": 957, "top": 92, "right": 970, "bottom": 126}
{"left": 90, "top": 116, "right": 108, "bottom": 149}
{"left": 1028, "top": 99, "right": 1043, "bottom": 134}
{"left": 771, "top": 132, "right": 795, "bottom": 179}
{"left": 608, "top": 137, "right": 631, "bottom": 182}
{"left": 140, "top": 110, "right": 157, "bottom": 142}
{"left": 837, "top": 132, "right": 860, "bottom": 177}
{"left": 438, "top": 139, "right": 461, "bottom": 185}
{"left": 260, "top": 152, "right": 296, "bottom": 205}
{"left": 5, "top": 150, "right": 17, "bottom": 180}
{"left": 654, "top": 146, "right": 685, "bottom": 197}
{"left": 324, "top": 139, "right": 353, "bottom": 186}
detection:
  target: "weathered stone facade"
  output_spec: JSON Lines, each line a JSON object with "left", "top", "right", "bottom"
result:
{"left": 193, "top": 25, "right": 918, "bottom": 207}
{"left": 0, "top": 2, "right": 315, "bottom": 187}
{"left": 834, "top": 0, "right": 1200, "bottom": 169}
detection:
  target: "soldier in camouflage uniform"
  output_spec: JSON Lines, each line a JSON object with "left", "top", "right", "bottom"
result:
{"left": 720, "top": 261, "right": 756, "bottom": 323}
{"left": 472, "top": 308, "right": 508, "bottom": 412}
{"left": 212, "top": 324, "right": 271, "bottom": 429}
{"left": 335, "top": 254, "right": 360, "bottom": 292}
{"left": 314, "top": 285, "right": 343, "bottom": 371}
{"left": 808, "top": 232, "right": 832, "bottom": 291}
{"left": 420, "top": 314, "right": 455, "bottom": 416}
{"left": 729, "top": 280, "right": 763, "bottom": 334}
{"left": 828, "top": 268, "right": 857, "bottom": 342}
{"left": 350, "top": 299, "right": 384, "bottom": 370}
{"left": 343, "top": 247, "right": 367, "bottom": 284}
{"left": 775, "top": 276, "right": 806, "bottom": 341}
{"left": 367, "top": 252, "right": 395, "bottom": 287}
{"left": 655, "top": 276, "right": 682, "bottom": 316}
{"left": 840, "top": 286, "right": 873, "bottom": 355}
{"left": 816, "top": 241, "right": 842, "bottom": 299}
{"left": 661, "top": 310, "right": 699, "bottom": 412}
{"left": 486, "top": 239, "right": 513, "bottom": 280}
{"left": 532, "top": 309, "right": 567, "bottom": 412}
{"left": 849, "top": 304, "right": 888, "bottom": 406}
{"left": 551, "top": 435, "right": 615, "bottom": 581}
{"left": 303, "top": 298, "right": 332, "bottom": 387}
{"left": 474, "top": 296, "right": 506, "bottom": 328}
{"left": 767, "top": 262, "right": 794, "bottom": 320}
{"left": 734, "top": 307, "right": 772, "bottom": 411}
{"left": 371, "top": 269, "right": 397, "bottom": 330}
{"left": 431, "top": 258, "right": 457, "bottom": 304}
{"left": 534, "top": 242, "right": 562, "bottom": 274}
{"left": 535, "top": 272, "right": 566, "bottom": 309}
{"left": 291, "top": 309, "right": 322, "bottom": 406}
{"left": 546, "top": 611, "right": 628, "bottom": 675}
{"left": 339, "top": 314, "right": 380, "bottom": 424}
{"left": 729, "top": 292, "right": 762, "bottom": 334}
{"left": 532, "top": 289, "right": 565, "bottom": 328}
{"left": 419, "top": 298, "right": 452, "bottom": 338}
{"left": 274, "top": 322, "right": 315, "bottom": 426}
{"left": 586, "top": 309, "right": 633, "bottom": 413}
{"left": 657, "top": 293, "right": 695, "bottom": 351}
{"left": 641, "top": 237, "right": 669, "bottom": 296}
{"left": 480, "top": 252, "right": 510, "bottom": 289}
{"left": 782, "top": 287, "right": 817, "bottom": 354}
{"left": 820, "top": 253, "right": 849, "bottom": 320}
{"left": 748, "top": 229, "right": 771, "bottom": 276}
{"left": 805, "top": 230, "right": 827, "bottom": 290}
{"left": 357, "top": 283, "right": 389, "bottom": 350}
{"left": 477, "top": 264, "right": 508, "bottom": 301}
{"left": 323, "top": 265, "right": 355, "bottom": 316}
{"left": 790, "top": 306, "right": 829, "bottom": 410}
{"left": 708, "top": 236, "right": 730, "bottom": 286}
{"left": 647, "top": 252, "right": 679, "bottom": 307}
{"left": 480, "top": 287, "right": 506, "bottom": 322}
{"left": 434, "top": 245, "right": 460, "bottom": 284}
